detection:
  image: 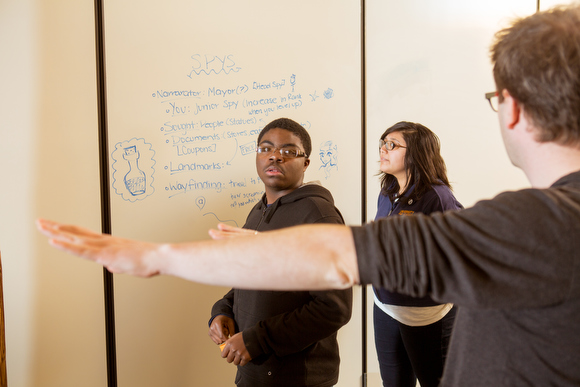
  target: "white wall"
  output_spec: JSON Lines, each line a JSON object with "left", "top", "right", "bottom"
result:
{"left": 363, "top": 1, "right": 572, "bottom": 385}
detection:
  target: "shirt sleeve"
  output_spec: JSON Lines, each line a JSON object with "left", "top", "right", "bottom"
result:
{"left": 209, "top": 288, "right": 235, "bottom": 326}
{"left": 353, "top": 188, "right": 578, "bottom": 310}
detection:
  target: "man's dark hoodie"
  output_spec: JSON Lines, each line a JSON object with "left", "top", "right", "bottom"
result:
{"left": 211, "top": 182, "right": 353, "bottom": 387}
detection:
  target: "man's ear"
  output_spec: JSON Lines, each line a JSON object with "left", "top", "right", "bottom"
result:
{"left": 303, "top": 158, "right": 311, "bottom": 170}
{"left": 502, "top": 89, "right": 521, "bottom": 129}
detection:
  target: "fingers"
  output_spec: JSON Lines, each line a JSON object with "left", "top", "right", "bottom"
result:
{"left": 37, "top": 219, "right": 106, "bottom": 256}
{"left": 208, "top": 321, "right": 229, "bottom": 344}
{"left": 37, "top": 218, "right": 105, "bottom": 260}
{"left": 208, "top": 328, "right": 224, "bottom": 345}
{"left": 209, "top": 223, "right": 256, "bottom": 240}
{"left": 209, "top": 315, "right": 235, "bottom": 344}
{"left": 48, "top": 237, "right": 92, "bottom": 258}
{"left": 219, "top": 224, "right": 254, "bottom": 235}
{"left": 37, "top": 219, "right": 162, "bottom": 278}
{"left": 207, "top": 228, "right": 225, "bottom": 240}
{"left": 223, "top": 346, "right": 249, "bottom": 366}
{"left": 226, "top": 320, "right": 236, "bottom": 337}
{"left": 37, "top": 218, "right": 67, "bottom": 239}
{"left": 221, "top": 333, "right": 251, "bottom": 366}
{"left": 37, "top": 218, "right": 96, "bottom": 239}
{"left": 216, "top": 223, "right": 229, "bottom": 231}
{"left": 208, "top": 223, "right": 230, "bottom": 240}
{"left": 208, "top": 228, "right": 235, "bottom": 240}
{"left": 37, "top": 218, "right": 61, "bottom": 232}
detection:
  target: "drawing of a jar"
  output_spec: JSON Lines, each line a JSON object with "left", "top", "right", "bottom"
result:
{"left": 123, "top": 145, "right": 146, "bottom": 195}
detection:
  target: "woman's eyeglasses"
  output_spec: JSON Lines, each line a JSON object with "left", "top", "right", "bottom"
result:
{"left": 379, "top": 139, "right": 406, "bottom": 151}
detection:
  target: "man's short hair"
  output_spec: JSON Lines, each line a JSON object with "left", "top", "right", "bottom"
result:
{"left": 257, "top": 118, "right": 312, "bottom": 158}
{"left": 490, "top": 5, "right": 580, "bottom": 145}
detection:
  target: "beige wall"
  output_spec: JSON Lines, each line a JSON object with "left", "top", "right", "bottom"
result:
{"left": 1, "top": 0, "right": 105, "bottom": 385}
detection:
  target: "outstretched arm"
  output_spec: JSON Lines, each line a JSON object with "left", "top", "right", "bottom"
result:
{"left": 36, "top": 218, "right": 359, "bottom": 290}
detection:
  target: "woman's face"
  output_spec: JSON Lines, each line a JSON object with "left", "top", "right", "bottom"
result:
{"left": 379, "top": 130, "right": 407, "bottom": 182}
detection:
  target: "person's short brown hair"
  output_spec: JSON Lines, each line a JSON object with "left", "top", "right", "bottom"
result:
{"left": 491, "top": 5, "right": 580, "bottom": 145}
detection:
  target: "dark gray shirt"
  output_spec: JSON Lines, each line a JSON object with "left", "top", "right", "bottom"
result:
{"left": 352, "top": 171, "right": 580, "bottom": 386}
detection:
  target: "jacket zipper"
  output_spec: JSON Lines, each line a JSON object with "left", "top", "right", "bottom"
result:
{"left": 254, "top": 206, "right": 268, "bottom": 231}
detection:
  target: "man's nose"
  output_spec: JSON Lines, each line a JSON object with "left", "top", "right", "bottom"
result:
{"left": 268, "top": 151, "right": 283, "bottom": 161}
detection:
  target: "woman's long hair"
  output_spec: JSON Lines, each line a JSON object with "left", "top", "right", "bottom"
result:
{"left": 379, "top": 121, "right": 451, "bottom": 201}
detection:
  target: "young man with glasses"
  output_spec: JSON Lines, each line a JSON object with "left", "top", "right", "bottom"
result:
{"left": 207, "top": 117, "right": 352, "bottom": 387}
{"left": 38, "top": 5, "right": 580, "bottom": 386}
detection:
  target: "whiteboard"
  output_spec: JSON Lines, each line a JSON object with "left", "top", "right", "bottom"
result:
{"left": 103, "top": 1, "right": 362, "bottom": 386}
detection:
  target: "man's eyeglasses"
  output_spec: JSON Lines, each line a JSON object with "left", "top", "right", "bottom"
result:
{"left": 485, "top": 91, "right": 499, "bottom": 112}
{"left": 379, "top": 139, "right": 406, "bottom": 151}
{"left": 256, "top": 146, "right": 307, "bottom": 158}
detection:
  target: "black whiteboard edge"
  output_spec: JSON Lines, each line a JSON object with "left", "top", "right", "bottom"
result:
{"left": 360, "top": 0, "right": 368, "bottom": 381}
{"left": 94, "top": 0, "right": 118, "bottom": 386}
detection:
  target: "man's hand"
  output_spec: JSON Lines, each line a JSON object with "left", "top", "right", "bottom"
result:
{"left": 208, "top": 223, "right": 257, "bottom": 240}
{"left": 208, "top": 315, "right": 235, "bottom": 345}
{"left": 221, "top": 332, "right": 252, "bottom": 366}
{"left": 36, "top": 218, "right": 161, "bottom": 277}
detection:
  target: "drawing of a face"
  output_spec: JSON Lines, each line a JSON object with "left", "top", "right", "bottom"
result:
{"left": 319, "top": 141, "right": 337, "bottom": 167}
{"left": 320, "top": 148, "right": 331, "bottom": 166}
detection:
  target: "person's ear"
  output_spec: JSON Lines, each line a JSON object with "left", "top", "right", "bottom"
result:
{"left": 501, "top": 89, "right": 521, "bottom": 129}
{"left": 303, "top": 158, "right": 310, "bottom": 170}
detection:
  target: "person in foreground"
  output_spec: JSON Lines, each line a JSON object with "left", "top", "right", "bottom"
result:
{"left": 373, "top": 121, "right": 462, "bottom": 387}
{"left": 37, "top": 5, "right": 580, "bottom": 386}
{"left": 207, "top": 118, "right": 352, "bottom": 387}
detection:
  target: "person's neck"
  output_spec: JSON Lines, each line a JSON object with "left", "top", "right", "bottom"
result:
{"left": 396, "top": 175, "right": 408, "bottom": 196}
{"left": 522, "top": 142, "right": 580, "bottom": 188}
{"left": 265, "top": 183, "right": 303, "bottom": 205}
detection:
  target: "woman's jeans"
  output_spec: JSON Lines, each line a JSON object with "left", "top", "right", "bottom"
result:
{"left": 373, "top": 304, "right": 456, "bottom": 387}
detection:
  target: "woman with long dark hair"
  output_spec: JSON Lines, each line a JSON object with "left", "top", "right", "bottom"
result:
{"left": 373, "top": 121, "right": 462, "bottom": 387}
